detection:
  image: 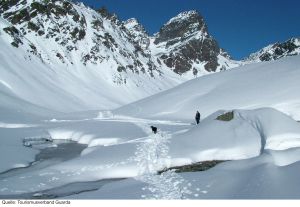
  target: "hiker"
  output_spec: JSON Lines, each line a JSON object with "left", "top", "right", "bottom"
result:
{"left": 195, "top": 111, "right": 200, "bottom": 124}
{"left": 150, "top": 126, "right": 157, "bottom": 134}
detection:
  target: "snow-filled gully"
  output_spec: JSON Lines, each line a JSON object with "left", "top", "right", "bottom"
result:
{"left": 133, "top": 122, "right": 191, "bottom": 199}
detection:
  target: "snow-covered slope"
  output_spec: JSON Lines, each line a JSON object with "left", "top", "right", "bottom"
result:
{"left": 116, "top": 55, "right": 300, "bottom": 121}
{"left": 245, "top": 37, "right": 300, "bottom": 63}
{"left": 0, "top": 1, "right": 242, "bottom": 113}
{"left": 0, "top": 1, "right": 183, "bottom": 112}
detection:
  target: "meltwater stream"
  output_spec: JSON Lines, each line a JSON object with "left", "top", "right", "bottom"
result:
{"left": 0, "top": 140, "right": 87, "bottom": 180}
{"left": 0, "top": 140, "right": 121, "bottom": 199}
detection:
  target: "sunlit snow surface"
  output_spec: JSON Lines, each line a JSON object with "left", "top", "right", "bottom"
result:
{"left": 1, "top": 107, "right": 300, "bottom": 199}
{"left": 116, "top": 55, "right": 300, "bottom": 121}
{"left": 1, "top": 48, "right": 300, "bottom": 198}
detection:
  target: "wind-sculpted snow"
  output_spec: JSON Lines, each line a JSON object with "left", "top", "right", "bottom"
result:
{"left": 2, "top": 108, "right": 300, "bottom": 198}
{"left": 169, "top": 108, "right": 300, "bottom": 165}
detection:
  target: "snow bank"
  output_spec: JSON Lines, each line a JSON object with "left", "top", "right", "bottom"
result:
{"left": 235, "top": 108, "right": 300, "bottom": 151}
{"left": 47, "top": 119, "right": 147, "bottom": 145}
{"left": 87, "top": 138, "right": 122, "bottom": 147}
{"left": 169, "top": 108, "right": 300, "bottom": 166}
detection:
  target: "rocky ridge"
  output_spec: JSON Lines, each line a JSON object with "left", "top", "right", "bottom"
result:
{"left": 245, "top": 37, "right": 300, "bottom": 62}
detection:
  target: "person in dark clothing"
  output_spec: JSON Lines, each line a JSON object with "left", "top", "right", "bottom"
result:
{"left": 195, "top": 111, "right": 200, "bottom": 124}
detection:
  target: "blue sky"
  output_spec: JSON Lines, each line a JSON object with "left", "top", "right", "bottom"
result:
{"left": 81, "top": 0, "right": 300, "bottom": 60}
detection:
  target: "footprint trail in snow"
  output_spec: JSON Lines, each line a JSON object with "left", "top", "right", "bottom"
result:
{"left": 133, "top": 122, "right": 191, "bottom": 199}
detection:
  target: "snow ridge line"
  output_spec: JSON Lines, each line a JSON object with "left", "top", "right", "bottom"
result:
{"left": 133, "top": 122, "right": 191, "bottom": 199}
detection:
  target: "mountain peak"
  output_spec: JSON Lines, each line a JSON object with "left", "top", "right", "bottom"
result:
{"left": 154, "top": 10, "right": 207, "bottom": 45}
{"left": 123, "top": 17, "right": 146, "bottom": 34}
{"left": 124, "top": 18, "right": 139, "bottom": 26}
{"left": 151, "top": 10, "right": 237, "bottom": 75}
{"left": 123, "top": 17, "right": 149, "bottom": 50}
{"left": 166, "top": 10, "right": 200, "bottom": 25}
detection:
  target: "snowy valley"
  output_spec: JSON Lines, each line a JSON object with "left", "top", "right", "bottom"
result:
{"left": 1, "top": 0, "right": 300, "bottom": 200}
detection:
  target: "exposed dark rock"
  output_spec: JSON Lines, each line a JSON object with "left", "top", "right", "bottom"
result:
{"left": 117, "top": 65, "right": 126, "bottom": 72}
{"left": 154, "top": 11, "right": 206, "bottom": 44}
{"left": 216, "top": 111, "right": 234, "bottom": 121}
{"left": 158, "top": 160, "right": 225, "bottom": 174}
{"left": 154, "top": 11, "right": 223, "bottom": 74}
{"left": 27, "top": 21, "right": 39, "bottom": 32}
{"left": 3, "top": 26, "right": 23, "bottom": 47}
{"left": 246, "top": 37, "right": 300, "bottom": 62}
{"left": 11, "top": 9, "right": 30, "bottom": 24}
{"left": 92, "top": 19, "right": 103, "bottom": 30}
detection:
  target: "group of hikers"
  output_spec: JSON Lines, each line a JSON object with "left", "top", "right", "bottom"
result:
{"left": 151, "top": 110, "right": 201, "bottom": 134}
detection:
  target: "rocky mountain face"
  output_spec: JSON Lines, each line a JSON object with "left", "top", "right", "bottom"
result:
{"left": 151, "top": 11, "right": 238, "bottom": 75}
{"left": 245, "top": 38, "right": 300, "bottom": 62}
{"left": 0, "top": 1, "right": 237, "bottom": 78}
{"left": 123, "top": 18, "right": 150, "bottom": 51}
{"left": 0, "top": 0, "right": 160, "bottom": 82}
{"left": 0, "top": 0, "right": 241, "bottom": 111}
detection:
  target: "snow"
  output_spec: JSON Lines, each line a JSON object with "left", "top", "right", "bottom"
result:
{"left": 2, "top": 56, "right": 300, "bottom": 198}
{"left": 69, "top": 153, "right": 300, "bottom": 199}
{"left": 165, "top": 10, "right": 199, "bottom": 26}
{"left": 0, "top": 3, "right": 184, "bottom": 113}
{"left": 1, "top": 1, "right": 300, "bottom": 200}
{"left": 168, "top": 108, "right": 300, "bottom": 166}
{"left": 245, "top": 37, "right": 300, "bottom": 63}
{"left": 116, "top": 55, "right": 300, "bottom": 121}
{"left": 2, "top": 106, "right": 300, "bottom": 199}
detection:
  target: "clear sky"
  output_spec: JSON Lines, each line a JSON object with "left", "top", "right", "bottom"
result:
{"left": 81, "top": 0, "right": 300, "bottom": 60}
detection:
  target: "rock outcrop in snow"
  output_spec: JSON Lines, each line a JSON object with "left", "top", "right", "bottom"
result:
{"left": 245, "top": 37, "right": 300, "bottom": 62}
{"left": 123, "top": 18, "right": 150, "bottom": 51}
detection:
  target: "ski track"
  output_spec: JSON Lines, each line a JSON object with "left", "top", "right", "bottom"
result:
{"left": 133, "top": 121, "right": 191, "bottom": 199}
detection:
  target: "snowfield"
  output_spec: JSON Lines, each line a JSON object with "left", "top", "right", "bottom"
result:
{"left": 116, "top": 55, "right": 300, "bottom": 121}
{"left": 1, "top": 107, "right": 300, "bottom": 199}
{"left": 1, "top": 53, "right": 300, "bottom": 198}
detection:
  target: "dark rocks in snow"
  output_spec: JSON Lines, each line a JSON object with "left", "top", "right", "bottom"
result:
{"left": 3, "top": 26, "right": 23, "bottom": 47}
{"left": 216, "top": 111, "right": 234, "bottom": 121}
{"left": 246, "top": 37, "right": 300, "bottom": 62}
{"left": 91, "top": 19, "right": 103, "bottom": 30}
{"left": 154, "top": 11, "right": 207, "bottom": 45}
{"left": 159, "top": 160, "right": 225, "bottom": 174}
